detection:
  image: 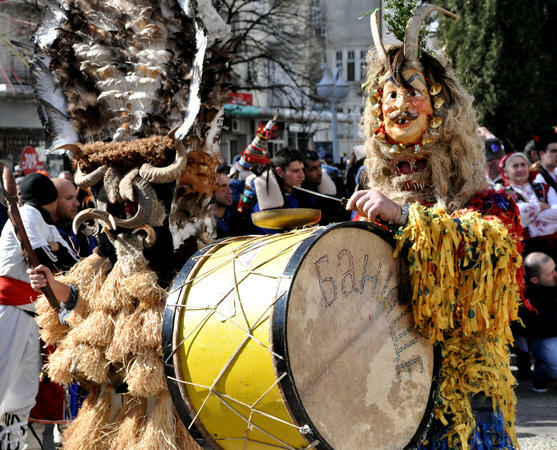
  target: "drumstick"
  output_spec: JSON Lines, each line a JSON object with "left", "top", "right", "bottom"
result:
{"left": 292, "top": 185, "right": 396, "bottom": 231}
{"left": 292, "top": 185, "right": 348, "bottom": 206}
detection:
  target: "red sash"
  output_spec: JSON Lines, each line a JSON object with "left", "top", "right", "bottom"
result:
{"left": 0, "top": 276, "right": 39, "bottom": 305}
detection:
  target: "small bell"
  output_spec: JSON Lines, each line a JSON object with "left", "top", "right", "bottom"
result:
{"left": 429, "top": 83, "right": 442, "bottom": 96}
{"left": 389, "top": 145, "right": 400, "bottom": 155}
{"left": 421, "top": 136, "right": 435, "bottom": 147}
{"left": 413, "top": 144, "right": 422, "bottom": 153}
{"left": 430, "top": 116, "right": 443, "bottom": 128}
{"left": 370, "top": 94, "right": 378, "bottom": 105}
{"left": 374, "top": 131, "right": 387, "bottom": 143}
{"left": 433, "top": 96, "right": 445, "bottom": 109}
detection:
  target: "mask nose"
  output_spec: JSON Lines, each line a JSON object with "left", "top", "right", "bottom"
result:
{"left": 394, "top": 94, "right": 408, "bottom": 111}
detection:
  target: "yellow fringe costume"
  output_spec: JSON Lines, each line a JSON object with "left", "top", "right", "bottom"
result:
{"left": 393, "top": 203, "right": 522, "bottom": 449}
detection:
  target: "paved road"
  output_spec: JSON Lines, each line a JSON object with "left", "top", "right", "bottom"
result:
{"left": 516, "top": 376, "right": 557, "bottom": 449}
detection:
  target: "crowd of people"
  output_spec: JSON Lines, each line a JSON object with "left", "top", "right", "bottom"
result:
{"left": 492, "top": 125, "right": 557, "bottom": 394}
{"left": 478, "top": 125, "right": 557, "bottom": 395}
{"left": 1, "top": 124, "right": 556, "bottom": 447}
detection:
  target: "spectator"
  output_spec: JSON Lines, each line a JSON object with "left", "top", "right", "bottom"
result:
{"left": 524, "top": 139, "right": 538, "bottom": 164}
{"left": 532, "top": 127, "right": 557, "bottom": 191}
{"left": 58, "top": 170, "right": 73, "bottom": 182}
{"left": 214, "top": 166, "right": 250, "bottom": 238}
{"left": 299, "top": 150, "right": 350, "bottom": 225}
{"left": 24, "top": 178, "right": 96, "bottom": 448}
{"left": 52, "top": 178, "right": 96, "bottom": 257}
{"left": 484, "top": 137, "right": 505, "bottom": 190}
{"left": 523, "top": 252, "right": 557, "bottom": 392}
{"left": 252, "top": 148, "right": 305, "bottom": 233}
{"left": 16, "top": 176, "right": 24, "bottom": 205}
{"left": 345, "top": 144, "right": 366, "bottom": 195}
{"left": 13, "top": 165, "right": 24, "bottom": 181}
{"left": 501, "top": 153, "right": 557, "bottom": 240}
{"left": 0, "top": 173, "right": 78, "bottom": 449}
{"left": 0, "top": 193, "right": 7, "bottom": 234}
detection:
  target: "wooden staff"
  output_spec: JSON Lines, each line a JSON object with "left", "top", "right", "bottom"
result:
{"left": 0, "top": 163, "right": 60, "bottom": 311}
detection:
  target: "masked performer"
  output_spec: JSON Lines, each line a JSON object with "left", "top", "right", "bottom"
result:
{"left": 25, "top": 1, "right": 231, "bottom": 449}
{"left": 346, "top": 5, "right": 525, "bottom": 449}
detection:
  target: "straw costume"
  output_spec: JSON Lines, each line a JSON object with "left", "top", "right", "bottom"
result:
{"left": 29, "top": 1, "right": 231, "bottom": 448}
{"left": 362, "top": 5, "right": 525, "bottom": 449}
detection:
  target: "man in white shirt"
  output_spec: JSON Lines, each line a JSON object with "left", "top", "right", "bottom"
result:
{"left": 0, "top": 173, "right": 77, "bottom": 449}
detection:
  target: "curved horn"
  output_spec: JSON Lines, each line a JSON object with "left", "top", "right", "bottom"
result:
{"left": 72, "top": 209, "right": 117, "bottom": 235}
{"left": 404, "top": 4, "right": 458, "bottom": 64}
{"left": 119, "top": 168, "right": 139, "bottom": 202}
{"left": 51, "top": 143, "right": 84, "bottom": 158}
{"left": 138, "top": 137, "right": 188, "bottom": 184}
{"left": 370, "top": 10, "right": 388, "bottom": 66}
{"left": 112, "top": 176, "right": 155, "bottom": 229}
{"left": 74, "top": 165, "right": 108, "bottom": 188}
{"left": 103, "top": 166, "right": 122, "bottom": 203}
{"left": 133, "top": 225, "right": 157, "bottom": 248}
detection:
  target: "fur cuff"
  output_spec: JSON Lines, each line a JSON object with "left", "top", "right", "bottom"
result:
{"left": 254, "top": 169, "right": 284, "bottom": 210}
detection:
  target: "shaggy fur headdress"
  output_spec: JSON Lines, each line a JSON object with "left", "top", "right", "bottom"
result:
{"left": 364, "top": 5, "right": 486, "bottom": 212}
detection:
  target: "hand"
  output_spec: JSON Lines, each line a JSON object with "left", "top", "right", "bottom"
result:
{"left": 49, "top": 241, "right": 60, "bottom": 252}
{"left": 346, "top": 189, "right": 402, "bottom": 224}
{"left": 539, "top": 202, "right": 550, "bottom": 211}
{"left": 27, "top": 265, "right": 54, "bottom": 292}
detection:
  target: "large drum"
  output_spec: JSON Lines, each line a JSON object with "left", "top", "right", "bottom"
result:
{"left": 163, "top": 223, "right": 440, "bottom": 449}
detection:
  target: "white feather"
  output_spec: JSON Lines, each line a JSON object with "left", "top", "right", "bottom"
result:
{"left": 34, "top": 8, "right": 66, "bottom": 50}
{"left": 176, "top": 0, "right": 194, "bottom": 18}
{"left": 175, "top": 22, "right": 207, "bottom": 141}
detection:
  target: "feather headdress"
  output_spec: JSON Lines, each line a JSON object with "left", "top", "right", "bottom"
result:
{"left": 31, "top": 0, "right": 232, "bottom": 255}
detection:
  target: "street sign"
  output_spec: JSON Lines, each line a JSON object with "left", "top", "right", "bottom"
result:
{"left": 20, "top": 146, "right": 44, "bottom": 175}
{"left": 227, "top": 92, "right": 253, "bottom": 106}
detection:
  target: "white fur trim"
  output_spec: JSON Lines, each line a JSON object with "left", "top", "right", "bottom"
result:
{"left": 318, "top": 170, "right": 337, "bottom": 196}
{"left": 254, "top": 169, "right": 284, "bottom": 210}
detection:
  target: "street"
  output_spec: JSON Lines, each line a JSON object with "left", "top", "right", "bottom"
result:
{"left": 516, "top": 377, "right": 557, "bottom": 449}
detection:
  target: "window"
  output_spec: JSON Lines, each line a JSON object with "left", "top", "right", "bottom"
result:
{"left": 336, "top": 51, "right": 343, "bottom": 61}
{"left": 346, "top": 62, "right": 355, "bottom": 81}
{"left": 311, "top": 0, "right": 325, "bottom": 37}
{"left": 347, "top": 50, "right": 355, "bottom": 81}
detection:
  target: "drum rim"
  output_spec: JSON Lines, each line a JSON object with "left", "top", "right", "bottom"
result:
{"left": 162, "top": 238, "right": 229, "bottom": 449}
{"left": 270, "top": 221, "right": 442, "bottom": 450}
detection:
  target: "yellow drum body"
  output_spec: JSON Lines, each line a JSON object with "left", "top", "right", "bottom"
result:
{"left": 163, "top": 223, "right": 440, "bottom": 450}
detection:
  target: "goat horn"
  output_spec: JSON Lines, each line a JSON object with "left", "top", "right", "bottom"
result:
{"left": 370, "top": 10, "right": 388, "bottom": 66}
{"left": 112, "top": 176, "right": 155, "bottom": 229}
{"left": 119, "top": 168, "right": 139, "bottom": 202}
{"left": 404, "top": 4, "right": 458, "bottom": 64}
{"left": 103, "top": 166, "right": 122, "bottom": 203}
{"left": 133, "top": 225, "right": 157, "bottom": 248}
{"left": 51, "top": 143, "right": 84, "bottom": 158}
{"left": 72, "top": 209, "right": 116, "bottom": 235}
{"left": 74, "top": 165, "right": 107, "bottom": 188}
{"left": 138, "top": 137, "right": 188, "bottom": 184}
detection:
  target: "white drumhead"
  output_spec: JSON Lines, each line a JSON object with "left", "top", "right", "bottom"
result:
{"left": 285, "top": 226, "right": 435, "bottom": 449}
